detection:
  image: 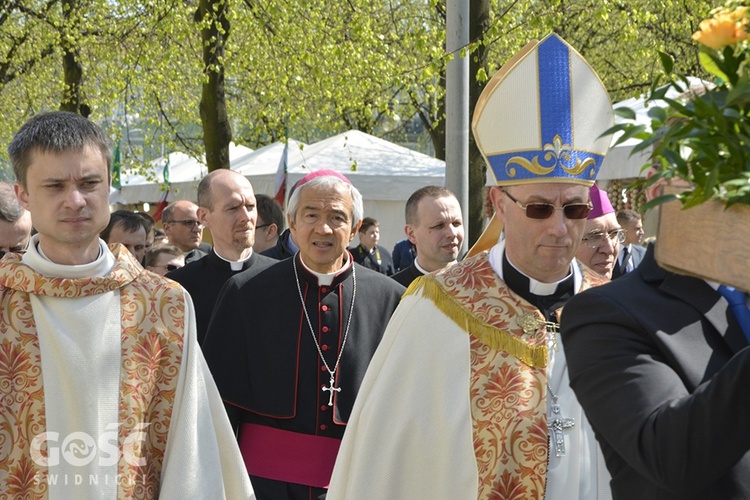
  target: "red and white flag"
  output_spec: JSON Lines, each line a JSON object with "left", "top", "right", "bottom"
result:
{"left": 152, "top": 188, "right": 170, "bottom": 222}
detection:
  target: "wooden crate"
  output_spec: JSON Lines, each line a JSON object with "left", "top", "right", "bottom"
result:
{"left": 656, "top": 188, "right": 750, "bottom": 292}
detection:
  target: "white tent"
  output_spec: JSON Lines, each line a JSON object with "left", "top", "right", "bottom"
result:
{"left": 113, "top": 143, "right": 254, "bottom": 205}
{"left": 598, "top": 77, "right": 712, "bottom": 180}
{"left": 284, "top": 130, "right": 446, "bottom": 249}
{"left": 231, "top": 138, "right": 308, "bottom": 196}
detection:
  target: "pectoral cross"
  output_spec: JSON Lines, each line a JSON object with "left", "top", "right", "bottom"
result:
{"left": 550, "top": 402, "right": 575, "bottom": 457}
{"left": 322, "top": 375, "right": 341, "bottom": 406}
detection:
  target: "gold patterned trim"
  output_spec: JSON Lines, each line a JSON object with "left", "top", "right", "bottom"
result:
{"left": 405, "top": 277, "right": 548, "bottom": 368}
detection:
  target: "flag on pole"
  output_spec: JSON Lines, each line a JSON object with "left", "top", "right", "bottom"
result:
{"left": 111, "top": 140, "right": 122, "bottom": 190}
{"left": 274, "top": 140, "right": 289, "bottom": 209}
{"left": 152, "top": 155, "right": 171, "bottom": 222}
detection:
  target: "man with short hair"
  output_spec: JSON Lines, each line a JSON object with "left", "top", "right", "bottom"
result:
{"left": 253, "top": 193, "right": 284, "bottom": 253}
{"left": 392, "top": 185, "right": 464, "bottom": 287}
{"left": 145, "top": 243, "right": 185, "bottom": 276}
{"left": 350, "top": 217, "right": 395, "bottom": 275}
{"left": 0, "top": 111, "right": 252, "bottom": 497}
{"left": 0, "top": 181, "right": 32, "bottom": 254}
{"left": 613, "top": 209, "right": 646, "bottom": 278}
{"left": 162, "top": 200, "right": 208, "bottom": 262}
{"left": 328, "top": 34, "right": 613, "bottom": 499}
{"left": 576, "top": 184, "right": 623, "bottom": 279}
{"left": 136, "top": 211, "right": 156, "bottom": 257}
{"left": 203, "top": 169, "right": 404, "bottom": 499}
{"left": 167, "top": 169, "right": 274, "bottom": 344}
{"left": 100, "top": 209, "right": 148, "bottom": 262}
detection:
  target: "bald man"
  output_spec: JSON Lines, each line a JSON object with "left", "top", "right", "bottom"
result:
{"left": 167, "top": 169, "right": 275, "bottom": 344}
{"left": 0, "top": 181, "right": 32, "bottom": 254}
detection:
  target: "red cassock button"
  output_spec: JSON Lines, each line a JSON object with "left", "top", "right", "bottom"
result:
{"left": 322, "top": 345, "right": 329, "bottom": 351}
{"left": 320, "top": 424, "right": 327, "bottom": 430}
{"left": 321, "top": 305, "right": 329, "bottom": 312}
{"left": 321, "top": 405, "right": 327, "bottom": 411}
{"left": 320, "top": 365, "right": 327, "bottom": 371}
{"left": 322, "top": 326, "right": 330, "bottom": 333}
{"left": 321, "top": 287, "right": 328, "bottom": 293}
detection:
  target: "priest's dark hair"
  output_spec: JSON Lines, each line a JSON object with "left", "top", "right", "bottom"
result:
{"left": 101, "top": 210, "right": 148, "bottom": 243}
{"left": 256, "top": 194, "right": 284, "bottom": 231}
{"left": 8, "top": 111, "right": 113, "bottom": 188}
{"left": 287, "top": 174, "right": 364, "bottom": 228}
{"left": 405, "top": 186, "right": 457, "bottom": 226}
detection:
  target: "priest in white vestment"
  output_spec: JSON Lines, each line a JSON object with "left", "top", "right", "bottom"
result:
{"left": 328, "top": 34, "right": 615, "bottom": 499}
{"left": 0, "top": 111, "right": 254, "bottom": 499}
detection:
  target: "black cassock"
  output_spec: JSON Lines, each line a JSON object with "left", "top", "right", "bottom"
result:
{"left": 203, "top": 253, "right": 404, "bottom": 500}
{"left": 166, "top": 250, "right": 276, "bottom": 345}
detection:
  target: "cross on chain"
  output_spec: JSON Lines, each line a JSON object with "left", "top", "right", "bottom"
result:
{"left": 550, "top": 402, "right": 575, "bottom": 457}
{"left": 322, "top": 375, "right": 341, "bottom": 406}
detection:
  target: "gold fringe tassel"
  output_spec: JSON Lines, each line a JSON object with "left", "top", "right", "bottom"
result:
{"left": 405, "top": 276, "right": 548, "bottom": 368}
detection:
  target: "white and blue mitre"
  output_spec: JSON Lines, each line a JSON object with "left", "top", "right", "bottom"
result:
{"left": 473, "top": 33, "right": 613, "bottom": 188}
{"left": 468, "top": 34, "right": 614, "bottom": 257}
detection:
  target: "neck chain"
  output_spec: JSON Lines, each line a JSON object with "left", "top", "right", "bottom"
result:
{"left": 293, "top": 256, "right": 357, "bottom": 406}
{"left": 545, "top": 322, "right": 575, "bottom": 457}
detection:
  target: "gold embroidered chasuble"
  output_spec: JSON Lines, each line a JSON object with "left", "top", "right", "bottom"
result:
{"left": 0, "top": 246, "right": 185, "bottom": 499}
{"left": 412, "top": 251, "right": 607, "bottom": 498}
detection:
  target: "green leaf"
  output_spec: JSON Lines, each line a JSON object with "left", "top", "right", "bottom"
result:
{"left": 658, "top": 51, "right": 674, "bottom": 74}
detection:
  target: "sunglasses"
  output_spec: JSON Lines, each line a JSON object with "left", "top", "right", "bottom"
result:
{"left": 501, "top": 188, "right": 592, "bottom": 220}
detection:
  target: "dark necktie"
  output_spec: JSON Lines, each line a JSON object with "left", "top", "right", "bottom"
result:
{"left": 619, "top": 246, "right": 631, "bottom": 274}
{"left": 718, "top": 285, "right": 750, "bottom": 344}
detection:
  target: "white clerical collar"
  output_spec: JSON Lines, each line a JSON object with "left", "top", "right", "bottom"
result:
{"left": 414, "top": 257, "right": 456, "bottom": 276}
{"left": 298, "top": 252, "right": 352, "bottom": 286}
{"left": 488, "top": 239, "right": 581, "bottom": 296}
{"left": 213, "top": 248, "right": 253, "bottom": 271}
{"left": 22, "top": 234, "right": 116, "bottom": 278}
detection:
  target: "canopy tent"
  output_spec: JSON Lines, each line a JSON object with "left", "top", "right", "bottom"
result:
{"left": 278, "top": 130, "right": 445, "bottom": 249}
{"left": 598, "top": 77, "right": 712, "bottom": 180}
{"left": 113, "top": 131, "right": 445, "bottom": 250}
{"left": 112, "top": 143, "right": 254, "bottom": 205}
{"left": 230, "top": 138, "right": 308, "bottom": 196}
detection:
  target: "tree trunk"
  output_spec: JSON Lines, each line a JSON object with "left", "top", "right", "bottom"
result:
{"left": 467, "top": 0, "right": 490, "bottom": 246}
{"left": 60, "top": 0, "right": 89, "bottom": 117}
{"left": 197, "top": 0, "right": 232, "bottom": 171}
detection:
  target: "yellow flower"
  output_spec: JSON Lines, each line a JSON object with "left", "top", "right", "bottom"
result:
{"left": 692, "top": 7, "right": 750, "bottom": 50}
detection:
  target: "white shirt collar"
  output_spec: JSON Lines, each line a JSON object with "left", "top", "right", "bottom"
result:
{"left": 213, "top": 248, "right": 253, "bottom": 271}
{"left": 298, "top": 252, "right": 352, "bottom": 287}
{"left": 22, "top": 234, "right": 116, "bottom": 278}
{"left": 488, "top": 239, "right": 581, "bottom": 296}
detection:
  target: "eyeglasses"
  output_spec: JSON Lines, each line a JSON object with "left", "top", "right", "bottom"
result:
{"left": 581, "top": 229, "right": 626, "bottom": 249}
{"left": 153, "top": 264, "right": 181, "bottom": 272}
{"left": 501, "top": 188, "right": 592, "bottom": 220}
{"left": 255, "top": 223, "right": 272, "bottom": 230}
{"left": 165, "top": 219, "right": 204, "bottom": 230}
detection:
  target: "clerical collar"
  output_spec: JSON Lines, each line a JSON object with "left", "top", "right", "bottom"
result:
{"left": 213, "top": 248, "right": 253, "bottom": 271}
{"left": 23, "top": 234, "right": 115, "bottom": 279}
{"left": 414, "top": 257, "right": 456, "bottom": 276}
{"left": 297, "top": 252, "right": 352, "bottom": 286}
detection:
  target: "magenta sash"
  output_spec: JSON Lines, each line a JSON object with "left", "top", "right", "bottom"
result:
{"left": 239, "top": 423, "right": 341, "bottom": 488}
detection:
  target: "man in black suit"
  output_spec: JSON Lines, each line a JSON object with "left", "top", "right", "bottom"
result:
{"left": 562, "top": 207, "right": 750, "bottom": 496}
{"left": 167, "top": 169, "right": 274, "bottom": 344}
{"left": 612, "top": 209, "right": 646, "bottom": 278}
{"left": 392, "top": 186, "right": 464, "bottom": 288}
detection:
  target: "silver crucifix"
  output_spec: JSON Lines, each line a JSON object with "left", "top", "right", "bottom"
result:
{"left": 550, "top": 403, "right": 575, "bottom": 457}
{"left": 322, "top": 375, "right": 341, "bottom": 406}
